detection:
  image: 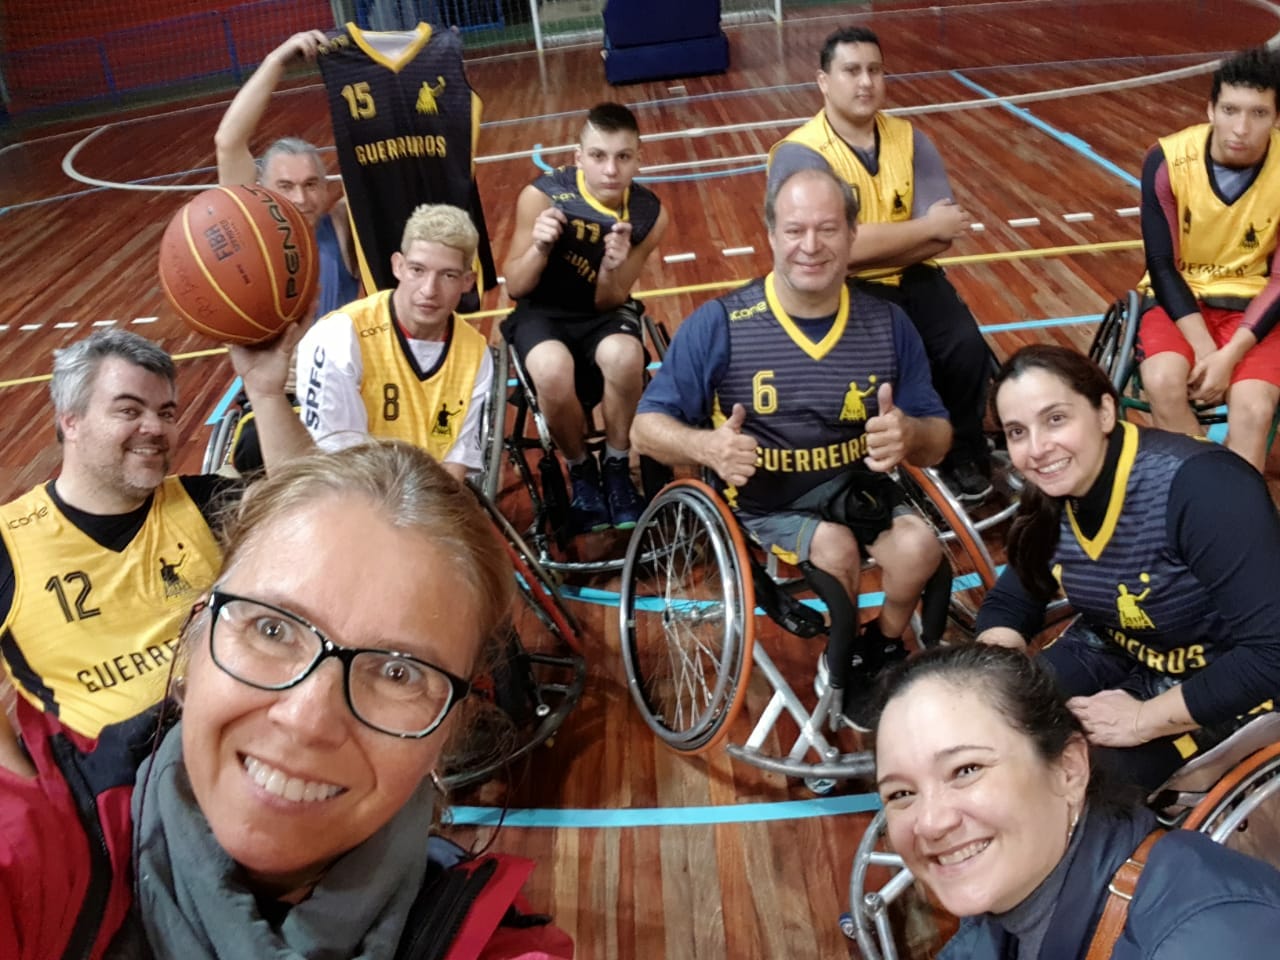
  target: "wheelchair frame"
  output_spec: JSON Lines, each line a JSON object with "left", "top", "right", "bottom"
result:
{"left": 843, "top": 712, "right": 1280, "bottom": 960}
{"left": 496, "top": 312, "right": 673, "bottom": 575}
{"left": 1087, "top": 289, "right": 1280, "bottom": 449}
{"left": 616, "top": 469, "right": 1002, "bottom": 785}
{"left": 440, "top": 486, "right": 587, "bottom": 789}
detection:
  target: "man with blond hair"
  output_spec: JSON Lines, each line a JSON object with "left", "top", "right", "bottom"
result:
{"left": 284, "top": 203, "right": 493, "bottom": 482}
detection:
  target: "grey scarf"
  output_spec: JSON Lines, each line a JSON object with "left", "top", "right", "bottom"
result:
{"left": 132, "top": 724, "right": 433, "bottom": 959}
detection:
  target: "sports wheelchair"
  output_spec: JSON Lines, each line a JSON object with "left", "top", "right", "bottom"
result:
{"left": 843, "top": 679, "right": 1280, "bottom": 959}
{"left": 493, "top": 304, "right": 674, "bottom": 575}
{"left": 616, "top": 466, "right": 1001, "bottom": 790}
{"left": 1088, "top": 289, "right": 1280, "bottom": 448}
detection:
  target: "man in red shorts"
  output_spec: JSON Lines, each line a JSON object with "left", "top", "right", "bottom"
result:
{"left": 1137, "top": 47, "right": 1280, "bottom": 472}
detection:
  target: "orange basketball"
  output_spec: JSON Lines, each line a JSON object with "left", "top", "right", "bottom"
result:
{"left": 158, "top": 185, "right": 319, "bottom": 345}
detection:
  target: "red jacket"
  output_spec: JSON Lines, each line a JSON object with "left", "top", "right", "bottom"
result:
{"left": 0, "top": 700, "right": 572, "bottom": 960}
{"left": 0, "top": 698, "right": 142, "bottom": 960}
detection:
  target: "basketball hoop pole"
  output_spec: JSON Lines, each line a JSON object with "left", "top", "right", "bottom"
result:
{"left": 529, "top": 0, "right": 545, "bottom": 54}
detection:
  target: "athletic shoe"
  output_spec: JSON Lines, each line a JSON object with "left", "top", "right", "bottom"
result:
{"left": 943, "top": 458, "right": 993, "bottom": 503}
{"left": 836, "top": 620, "right": 910, "bottom": 732}
{"left": 568, "top": 458, "right": 611, "bottom": 534}
{"left": 602, "top": 455, "right": 644, "bottom": 530}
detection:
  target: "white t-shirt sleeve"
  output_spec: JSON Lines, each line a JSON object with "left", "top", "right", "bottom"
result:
{"left": 295, "top": 312, "right": 370, "bottom": 451}
{"left": 443, "top": 346, "right": 493, "bottom": 474}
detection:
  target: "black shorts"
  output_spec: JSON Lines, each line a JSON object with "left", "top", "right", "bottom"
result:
{"left": 500, "top": 300, "right": 644, "bottom": 408}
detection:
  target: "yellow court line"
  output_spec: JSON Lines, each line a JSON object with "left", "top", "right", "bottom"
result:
{"left": 0, "top": 239, "right": 1141, "bottom": 390}
{"left": 0, "top": 347, "right": 227, "bottom": 389}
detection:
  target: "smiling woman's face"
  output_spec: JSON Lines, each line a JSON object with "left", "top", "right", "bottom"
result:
{"left": 874, "top": 677, "right": 1085, "bottom": 917}
{"left": 180, "top": 495, "right": 479, "bottom": 894}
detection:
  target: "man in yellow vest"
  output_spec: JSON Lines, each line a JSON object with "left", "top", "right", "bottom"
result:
{"left": 0, "top": 331, "right": 235, "bottom": 739}
{"left": 768, "top": 26, "right": 992, "bottom": 502}
{"left": 1136, "top": 47, "right": 1280, "bottom": 473}
{"left": 283, "top": 203, "right": 493, "bottom": 482}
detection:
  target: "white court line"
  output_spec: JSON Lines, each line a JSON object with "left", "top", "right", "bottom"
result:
{"left": 723, "top": 246, "right": 755, "bottom": 257}
{"left": 1008, "top": 217, "right": 1042, "bottom": 228}
{"left": 1063, "top": 212, "right": 1095, "bottom": 222}
{"left": 19, "top": 324, "right": 42, "bottom": 331}
{"left": 663, "top": 253, "right": 697, "bottom": 264}
{"left": 1117, "top": 207, "right": 1141, "bottom": 217}
{"left": 132, "top": 317, "right": 158, "bottom": 324}
{"left": 54, "top": 322, "right": 77, "bottom": 329}
{"left": 970, "top": 223, "right": 987, "bottom": 232}
{"left": 92, "top": 320, "right": 116, "bottom": 327}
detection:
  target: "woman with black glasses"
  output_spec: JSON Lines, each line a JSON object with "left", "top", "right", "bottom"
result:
{"left": 0, "top": 440, "right": 572, "bottom": 960}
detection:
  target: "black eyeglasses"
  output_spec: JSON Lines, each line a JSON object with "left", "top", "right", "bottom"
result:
{"left": 202, "top": 589, "right": 471, "bottom": 739}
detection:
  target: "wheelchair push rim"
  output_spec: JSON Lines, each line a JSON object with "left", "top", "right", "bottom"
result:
{"left": 619, "top": 479, "right": 756, "bottom": 755}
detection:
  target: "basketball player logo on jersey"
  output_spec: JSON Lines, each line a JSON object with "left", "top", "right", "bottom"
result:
{"left": 432, "top": 399, "right": 464, "bottom": 438}
{"left": 158, "top": 543, "right": 194, "bottom": 600}
{"left": 1242, "top": 221, "right": 1268, "bottom": 250}
{"left": 839, "top": 376, "right": 877, "bottom": 422}
{"left": 1183, "top": 207, "right": 1193, "bottom": 234}
{"left": 417, "top": 76, "right": 446, "bottom": 115}
{"left": 1116, "top": 572, "right": 1156, "bottom": 631}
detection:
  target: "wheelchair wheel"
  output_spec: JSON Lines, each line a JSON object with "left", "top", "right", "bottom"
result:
{"left": 443, "top": 489, "right": 588, "bottom": 790}
{"left": 201, "top": 403, "right": 242, "bottom": 474}
{"left": 846, "top": 808, "right": 921, "bottom": 960}
{"left": 619, "top": 479, "right": 755, "bottom": 754}
{"left": 1087, "top": 290, "right": 1141, "bottom": 392}
{"left": 476, "top": 345, "right": 510, "bottom": 504}
{"left": 474, "top": 488, "right": 583, "bottom": 655}
{"left": 897, "top": 464, "right": 999, "bottom": 638}
{"left": 1183, "top": 740, "right": 1280, "bottom": 871}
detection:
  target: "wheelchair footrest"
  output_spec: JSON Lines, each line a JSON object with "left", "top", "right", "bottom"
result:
{"left": 749, "top": 557, "right": 826, "bottom": 638}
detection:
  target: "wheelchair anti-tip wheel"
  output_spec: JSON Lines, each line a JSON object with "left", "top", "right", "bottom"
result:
{"left": 619, "top": 479, "right": 755, "bottom": 754}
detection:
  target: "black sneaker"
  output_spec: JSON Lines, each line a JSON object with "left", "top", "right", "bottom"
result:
{"left": 944, "top": 458, "right": 993, "bottom": 503}
{"left": 568, "top": 458, "right": 611, "bottom": 534}
{"left": 602, "top": 455, "right": 644, "bottom": 530}
{"left": 839, "top": 621, "right": 909, "bottom": 732}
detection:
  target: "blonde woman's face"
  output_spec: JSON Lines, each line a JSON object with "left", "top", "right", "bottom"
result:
{"left": 180, "top": 496, "right": 480, "bottom": 893}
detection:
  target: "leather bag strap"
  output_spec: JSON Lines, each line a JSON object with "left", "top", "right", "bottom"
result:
{"left": 1084, "top": 829, "right": 1166, "bottom": 960}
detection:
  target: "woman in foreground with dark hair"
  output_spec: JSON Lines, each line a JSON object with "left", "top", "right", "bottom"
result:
{"left": 873, "top": 644, "right": 1280, "bottom": 958}
{"left": 974, "top": 344, "right": 1280, "bottom": 791}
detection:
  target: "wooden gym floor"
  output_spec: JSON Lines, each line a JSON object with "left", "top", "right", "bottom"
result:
{"left": 2, "top": 1, "right": 1279, "bottom": 956}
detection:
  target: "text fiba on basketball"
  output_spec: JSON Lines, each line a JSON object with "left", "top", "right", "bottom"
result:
{"left": 197, "top": 190, "right": 307, "bottom": 304}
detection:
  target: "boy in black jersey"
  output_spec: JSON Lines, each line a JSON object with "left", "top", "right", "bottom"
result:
{"left": 502, "top": 103, "right": 669, "bottom": 533}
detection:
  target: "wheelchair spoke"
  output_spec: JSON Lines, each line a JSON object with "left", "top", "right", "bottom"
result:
{"left": 620, "top": 482, "right": 752, "bottom": 753}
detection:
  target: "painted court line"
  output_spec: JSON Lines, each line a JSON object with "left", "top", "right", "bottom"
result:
{"left": 1063, "top": 212, "right": 1095, "bottom": 222}
{"left": 19, "top": 324, "right": 41, "bottom": 331}
{"left": 1008, "top": 217, "right": 1041, "bottom": 228}
{"left": 663, "top": 253, "right": 697, "bottom": 264}
{"left": 54, "top": 322, "right": 77, "bottom": 329}
{"left": 1117, "top": 207, "right": 1140, "bottom": 217}
{"left": 448, "top": 792, "right": 881, "bottom": 828}
{"left": 948, "top": 70, "right": 1141, "bottom": 190}
{"left": 133, "top": 317, "right": 158, "bottom": 325}
{"left": 723, "top": 246, "right": 756, "bottom": 257}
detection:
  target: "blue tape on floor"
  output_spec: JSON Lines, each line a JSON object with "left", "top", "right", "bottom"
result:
{"left": 447, "top": 791, "right": 881, "bottom": 828}
{"left": 948, "top": 71, "right": 1140, "bottom": 189}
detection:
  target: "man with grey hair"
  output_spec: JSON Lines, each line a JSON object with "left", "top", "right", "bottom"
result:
{"left": 215, "top": 30, "right": 359, "bottom": 317}
{"left": 0, "top": 330, "right": 238, "bottom": 739}
{"left": 632, "top": 167, "right": 950, "bottom": 728}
